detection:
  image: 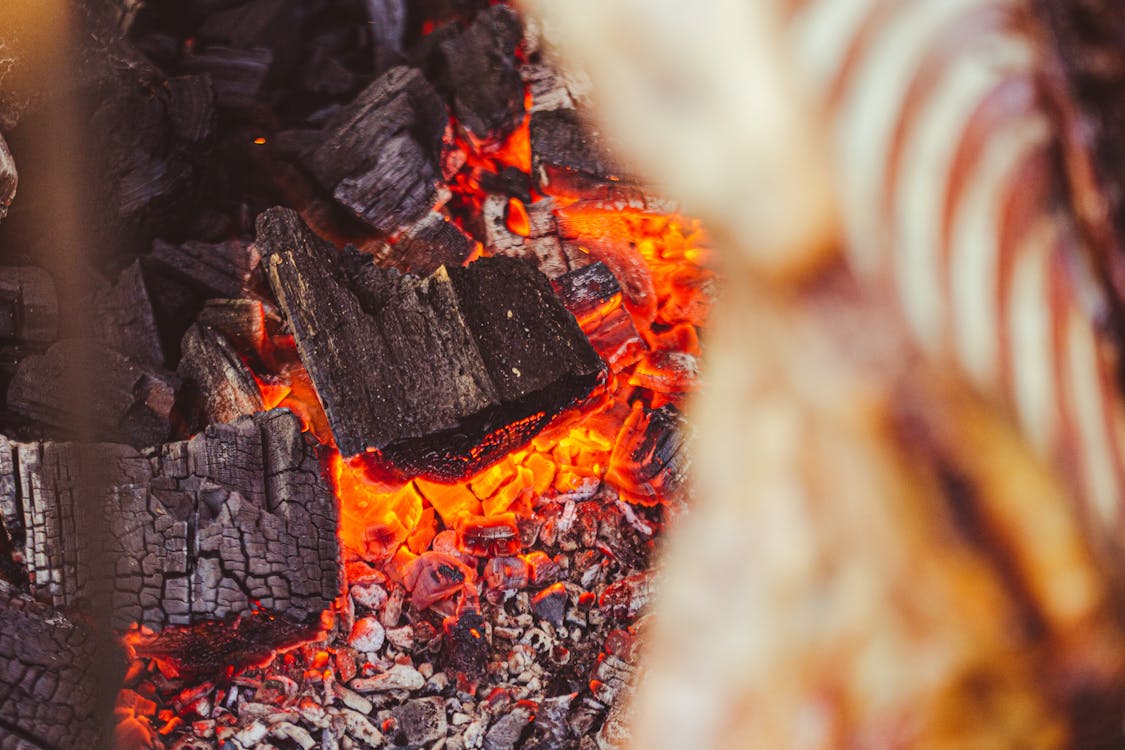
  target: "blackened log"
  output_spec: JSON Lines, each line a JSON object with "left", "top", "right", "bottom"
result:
{"left": 554, "top": 262, "right": 647, "bottom": 370}
{"left": 370, "top": 210, "right": 474, "bottom": 275}
{"left": 607, "top": 404, "right": 691, "bottom": 505}
{"left": 257, "top": 207, "right": 604, "bottom": 479}
{"left": 166, "top": 75, "right": 217, "bottom": 144}
{"left": 530, "top": 108, "right": 635, "bottom": 197}
{"left": 301, "top": 66, "right": 449, "bottom": 233}
{"left": 179, "top": 46, "right": 273, "bottom": 109}
{"left": 0, "top": 582, "right": 102, "bottom": 749}
{"left": 4, "top": 410, "right": 339, "bottom": 631}
{"left": 90, "top": 260, "right": 164, "bottom": 367}
{"left": 0, "top": 133, "right": 14, "bottom": 222}
{"left": 0, "top": 267, "right": 57, "bottom": 344}
{"left": 6, "top": 339, "right": 178, "bottom": 447}
{"left": 147, "top": 237, "right": 263, "bottom": 300}
{"left": 196, "top": 298, "right": 271, "bottom": 355}
{"left": 177, "top": 322, "right": 263, "bottom": 426}
{"left": 436, "top": 5, "right": 524, "bottom": 140}
{"left": 198, "top": 0, "right": 300, "bottom": 73}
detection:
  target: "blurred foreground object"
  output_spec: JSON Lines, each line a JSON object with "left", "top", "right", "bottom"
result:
{"left": 522, "top": 0, "right": 1125, "bottom": 746}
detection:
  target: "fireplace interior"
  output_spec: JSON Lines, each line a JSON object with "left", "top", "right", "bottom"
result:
{"left": 0, "top": 1, "right": 711, "bottom": 748}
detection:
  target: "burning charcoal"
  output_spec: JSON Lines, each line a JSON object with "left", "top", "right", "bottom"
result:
{"left": 484, "top": 703, "right": 534, "bottom": 750}
{"left": 148, "top": 237, "right": 263, "bottom": 300}
{"left": 482, "top": 195, "right": 576, "bottom": 279}
{"left": 339, "top": 707, "right": 385, "bottom": 745}
{"left": 0, "top": 581, "right": 103, "bottom": 749}
{"left": 554, "top": 262, "right": 647, "bottom": 370}
{"left": 0, "top": 266, "right": 57, "bottom": 344}
{"left": 607, "top": 403, "right": 691, "bottom": 504}
{"left": 351, "top": 581, "right": 388, "bottom": 611}
{"left": 180, "top": 46, "right": 273, "bottom": 109}
{"left": 484, "top": 556, "right": 531, "bottom": 591}
{"left": 404, "top": 551, "right": 475, "bottom": 609}
{"left": 599, "top": 571, "right": 653, "bottom": 623}
{"left": 0, "top": 132, "right": 14, "bottom": 221}
{"left": 629, "top": 351, "right": 701, "bottom": 395}
{"left": 444, "top": 610, "right": 488, "bottom": 679}
{"left": 348, "top": 616, "right": 387, "bottom": 653}
{"left": 332, "top": 682, "right": 372, "bottom": 714}
{"left": 301, "top": 66, "right": 449, "bottom": 233}
{"left": 530, "top": 108, "right": 628, "bottom": 195}
{"left": 435, "top": 5, "right": 524, "bottom": 140}
{"left": 369, "top": 210, "right": 474, "bottom": 275}
{"left": 531, "top": 583, "right": 568, "bottom": 628}
{"left": 7, "top": 339, "right": 178, "bottom": 447}
{"left": 258, "top": 208, "right": 604, "bottom": 479}
{"left": 459, "top": 515, "right": 520, "bottom": 556}
{"left": 90, "top": 260, "right": 164, "bottom": 367}
{"left": 177, "top": 322, "right": 264, "bottom": 426}
{"left": 392, "top": 696, "right": 448, "bottom": 748}
{"left": 530, "top": 693, "right": 576, "bottom": 750}
{"left": 552, "top": 262, "right": 622, "bottom": 320}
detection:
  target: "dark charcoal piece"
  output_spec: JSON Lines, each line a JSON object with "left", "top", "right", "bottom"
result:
{"left": 530, "top": 108, "right": 633, "bottom": 197}
{"left": 196, "top": 298, "right": 271, "bottom": 355}
{"left": 3, "top": 409, "right": 339, "bottom": 631}
{"left": 0, "top": 267, "right": 57, "bottom": 344}
{"left": 553, "top": 262, "right": 647, "bottom": 370}
{"left": 166, "top": 75, "right": 217, "bottom": 144}
{"left": 257, "top": 207, "right": 603, "bottom": 480}
{"left": 371, "top": 210, "right": 474, "bottom": 275}
{"left": 147, "top": 237, "right": 263, "bottom": 299}
{"left": 179, "top": 46, "right": 273, "bottom": 109}
{"left": 302, "top": 66, "right": 449, "bottom": 233}
{"left": 0, "top": 582, "right": 102, "bottom": 749}
{"left": 177, "top": 322, "right": 263, "bottom": 425}
{"left": 7, "top": 339, "right": 179, "bottom": 447}
{"left": 198, "top": 0, "right": 300, "bottom": 72}
{"left": 0, "top": 132, "right": 14, "bottom": 221}
{"left": 436, "top": 5, "right": 524, "bottom": 140}
{"left": 90, "top": 260, "right": 164, "bottom": 367}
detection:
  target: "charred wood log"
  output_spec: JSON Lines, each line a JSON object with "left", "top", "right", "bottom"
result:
{"left": 369, "top": 210, "right": 474, "bottom": 275}
{"left": 147, "top": 237, "right": 263, "bottom": 300}
{"left": 179, "top": 46, "right": 273, "bottom": 110}
{"left": 196, "top": 298, "right": 273, "bottom": 356}
{"left": 257, "top": 207, "right": 604, "bottom": 479}
{"left": 530, "top": 108, "right": 633, "bottom": 198}
{"left": 0, "top": 268, "right": 57, "bottom": 345}
{"left": 89, "top": 260, "right": 164, "bottom": 368}
{"left": 6, "top": 340, "right": 178, "bottom": 448}
{"left": 177, "top": 322, "right": 263, "bottom": 426}
{"left": 433, "top": 5, "right": 524, "bottom": 141}
{"left": 553, "top": 261, "right": 647, "bottom": 371}
{"left": 301, "top": 66, "right": 449, "bottom": 233}
{"left": 1, "top": 409, "right": 339, "bottom": 631}
{"left": 0, "top": 133, "right": 14, "bottom": 222}
{"left": 0, "top": 581, "right": 102, "bottom": 750}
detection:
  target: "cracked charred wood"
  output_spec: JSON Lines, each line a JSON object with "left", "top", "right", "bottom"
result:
{"left": 147, "top": 237, "right": 263, "bottom": 300}
{"left": 257, "top": 207, "right": 604, "bottom": 480}
{"left": 177, "top": 322, "right": 264, "bottom": 426}
{"left": 553, "top": 261, "right": 647, "bottom": 370}
{"left": 607, "top": 403, "right": 690, "bottom": 505}
{"left": 530, "top": 108, "right": 633, "bottom": 197}
{"left": 0, "top": 581, "right": 102, "bottom": 750}
{"left": 3, "top": 409, "right": 339, "bottom": 631}
{"left": 0, "top": 133, "right": 14, "bottom": 222}
{"left": 0, "top": 267, "right": 57, "bottom": 345}
{"left": 301, "top": 66, "right": 449, "bottom": 233}
{"left": 89, "top": 260, "right": 164, "bottom": 368}
{"left": 369, "top": 210, "right": 474, "bottom": 275}
{"left": 481, "top": 194, "right": 584, "bottom": 279}
{"left": 179, "top": 46, "right": 273, "bottom": 110}
{"left": 433, "top": 5, "right": 524, "bottom": 140}
{"left": 6, "top": 339, "right": 178, "bottom": 447}
{"left": 196, "top": 298, "right": 273, "bottom": 356}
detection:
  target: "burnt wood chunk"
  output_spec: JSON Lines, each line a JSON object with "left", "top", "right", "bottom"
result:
{"left": 0, "top": 267, "right": 57, "bottom": 344}
{"left": 147, "top": 237, "right": 263, "bottom": 299}
{"left": 301, "top": 66, "right": 449, "bottom": 233}
{"left": 177, "top": 322, "right": 263, "bottom": 426}
{"left": 482, "top": 194, "right": 580, "bottom": 279}
{"left": 196, "top": 298, "right": 271, "bottom": 355}
{"left": 437, "top": 5, "right": 524, "bottom": 140}
{"left": 179, "top": 46, "right": 273, "bottom": 109}
{"left": 371, "top": 210, "right": 474, "bottom": 275}
{"left": 90, "top": 260, "right": 164, "bottom": 367}
{"left": 608, "top": 404, "right": 691, "bottom": 505}
{"left": 6, "top": 340, "right": 179, "bottom": 447}
{"left": 0, "top": 132, "right": 14, "bottom": 221}
{"left": 0, "top": 582, "right": 101, "bottom": 749}
{"left": 554, "top": 262, "right": 648, "bottom": 370}
{"left": 257, "top": 207, "right": 603, "bottom": 479}
{"left": 4, "top": 410, "right": 339, "bottom": 631}
{"left": 530, "top": 108, "right": 633, "bottom": 197}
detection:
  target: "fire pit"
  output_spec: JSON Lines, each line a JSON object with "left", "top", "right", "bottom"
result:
{"left": 0, "top": 2, "right": 711, "bottom": 748}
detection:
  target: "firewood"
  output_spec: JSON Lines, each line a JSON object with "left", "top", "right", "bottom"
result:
{"left": 257, "top": 207, "right": 604, "bottom": 479}
{"left": 89, "top": 260, "right": 164, "bottom": 367}
{"left": 301, "top": 66, "right": 449, "bottom": 233}
{"left": 0, "top": 267, "right": 57, "bottom": 344}
{"left": 6, "top": 339, "right": 178, "bottom": 447}
{"left": 0, "top": 581, "right": 102, "bottom": 749}
{"left": 177, "top": 322, "right": 263, "bottom": 426}
{"left": 1, "top": 409, "right": 339, "bottom": 630}
{"left": 147, "top": 237, "right": 263, "bottom": 300}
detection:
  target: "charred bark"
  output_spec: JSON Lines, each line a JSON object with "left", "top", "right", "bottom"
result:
{"left": 177, "top": 322, "right": 263, "bottom": 426}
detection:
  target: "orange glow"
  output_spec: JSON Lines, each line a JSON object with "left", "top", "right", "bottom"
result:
{"left": 253, "top": 137, "right": 266, "bottom": 145}
{"left": 506, "top": 196, "right": 531, "bottom": 236}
